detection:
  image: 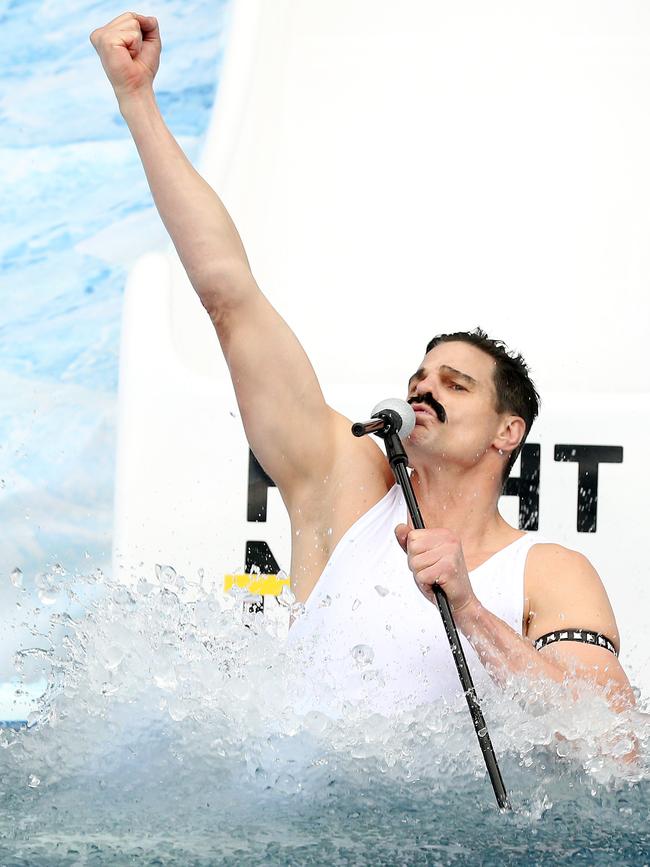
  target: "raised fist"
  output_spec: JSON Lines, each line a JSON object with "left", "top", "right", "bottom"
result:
{"left": 90, "top": 11, "right": 161, "bottom": 101}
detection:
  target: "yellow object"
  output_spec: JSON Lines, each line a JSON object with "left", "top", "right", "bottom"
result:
{"left": 223, "top": 573, "right": 290, "bottom": 597}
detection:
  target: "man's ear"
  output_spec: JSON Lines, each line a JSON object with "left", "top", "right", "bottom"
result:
{"left": 494, "top": 415, "right": 526, "bottom": 456}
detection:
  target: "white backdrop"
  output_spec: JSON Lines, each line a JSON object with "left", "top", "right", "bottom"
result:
{"left": 113, "top": 0, "right": 650, "bottom": 696}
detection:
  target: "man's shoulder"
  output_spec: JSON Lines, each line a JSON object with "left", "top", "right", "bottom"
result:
{"left": 526, "top": 539, "right": 596, "bottom": 582}
{"left": 524, "top": 538, "right": 617, "bottom": 642}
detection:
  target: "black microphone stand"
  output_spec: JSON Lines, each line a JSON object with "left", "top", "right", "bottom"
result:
{"left": 354, "top": 410, "right": 511, "bottom": 811}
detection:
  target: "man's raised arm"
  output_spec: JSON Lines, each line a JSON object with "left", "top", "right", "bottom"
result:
{"left": 90, "top": 12, "right": 347, "bottom": 499}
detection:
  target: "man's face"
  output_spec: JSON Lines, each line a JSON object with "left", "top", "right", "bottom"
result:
{"left": 405, "top": 341, "right": 505, "bottom": 471}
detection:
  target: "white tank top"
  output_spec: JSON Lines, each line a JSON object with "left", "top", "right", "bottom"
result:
{"left": 286, "top": 482, "right": 545, "bottom": 717}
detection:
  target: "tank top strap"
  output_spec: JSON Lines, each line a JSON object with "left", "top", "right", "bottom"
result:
{"left": 469, "top": 531, "right": 550, "bottom": 576}
{"left": 507, "top": 531, "right": 546, "bottom": 576}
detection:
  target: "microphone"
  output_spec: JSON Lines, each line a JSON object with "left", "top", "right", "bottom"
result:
{"left": 351, "top": 398, "right": 416, "bottom": 439}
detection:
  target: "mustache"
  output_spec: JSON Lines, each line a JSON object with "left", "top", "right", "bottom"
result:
{"left": 408, "top": 394, "right": 447, "bottom": 423}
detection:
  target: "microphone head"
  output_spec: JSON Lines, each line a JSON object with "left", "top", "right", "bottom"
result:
{"left": 370, "top": 398, "right": 416, "bottom": 437}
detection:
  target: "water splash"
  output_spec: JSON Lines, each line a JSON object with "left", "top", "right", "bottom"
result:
{"left": 0, "top": 567, "right": 649, "bottom": 865}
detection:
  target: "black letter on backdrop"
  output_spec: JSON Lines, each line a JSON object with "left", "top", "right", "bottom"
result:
{"left": 502, "top": 443, "right": 540, "bottom": 531}
{"left": 246, "top": 450, "right": 281, "bottom": 574}
{"left": 554, "top": 445, "right": 623, "bottom": 533}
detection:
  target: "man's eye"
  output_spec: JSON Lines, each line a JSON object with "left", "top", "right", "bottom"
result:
{"left": 448, "top": 383, "right": 466, "bottom": 391}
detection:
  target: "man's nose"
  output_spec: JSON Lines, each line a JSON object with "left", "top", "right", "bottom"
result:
{"left": 414, "top": 381, "right": 437, "bottom": 401}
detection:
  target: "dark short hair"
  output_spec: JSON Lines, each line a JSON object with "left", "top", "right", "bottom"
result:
{"left": 424, "top": 327, "right": 540, "bottom": 486}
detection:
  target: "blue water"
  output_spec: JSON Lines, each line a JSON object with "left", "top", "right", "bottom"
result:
{"left": 0, "top": 0, "right": 230, "bottom": 616}
{"left": 2, "top": 3, "right": 650, "bottom": 864}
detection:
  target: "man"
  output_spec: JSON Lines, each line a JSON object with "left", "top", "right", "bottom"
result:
{"left": 90, "top": 12, "right": 635, "bottom": 714}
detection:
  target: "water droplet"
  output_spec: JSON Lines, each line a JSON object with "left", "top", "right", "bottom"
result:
{"left": 102, "top": 645, "right": 125, "bottom": 671}
{"left": 35, "top": 572, "right": 59, "bottom": 605}
{"left": 351, "top": 644, "right": 374, "bottom": 666}
{"left": 478, "top": 727, "right": 487, "bottom": 737}
{"left": 278, "top": 585, "right": 296, "bottom": 608}
{"left": 10, "top": 567, "right": 23, "bottom": 587}
{"left": 88, "top": 567, "right": 104, "bottom": 584}
{"left": 291, "top": 602, "right": 305, "bottom": 620}
{"left": 374, "top": 585, "right": 389, "bottom": 597}
{"left": 352, "top": 598, "right": 361, "bottom": 611}
{"left": 137, "top": 577, "right": 156, "bottom": 596}
{"left": 326, "top": 527, "right": 333, "bottom": 535}
{"left": 28, "top": 774, "right": 40, "bottom": 789}
{"left": 0, "top": 478, "right": 5, "bottom": 489}
{"left": 318, "top": 595, "right": 332, "bottom": 608}
{"left": 155, "top": 564, "right": 177, "bottom": 584}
